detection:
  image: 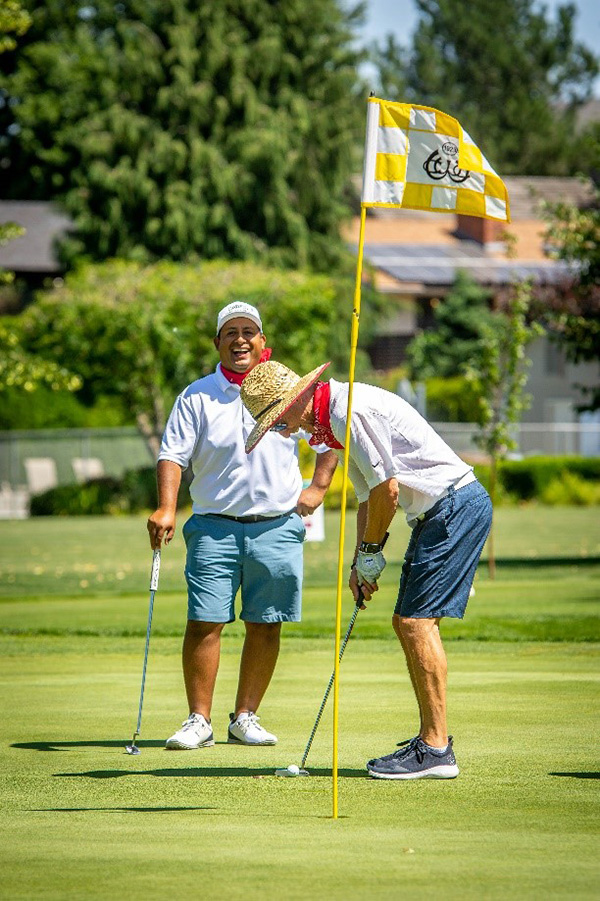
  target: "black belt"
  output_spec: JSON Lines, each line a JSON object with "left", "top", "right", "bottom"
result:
{"left": 207, "top": 511, "right": 293, "bottom": 524}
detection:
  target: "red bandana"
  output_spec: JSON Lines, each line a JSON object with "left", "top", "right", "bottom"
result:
{"left": 309, "top": 382, "right": 343, "bottom": 449}
{"left": 221, "top": 348, "right": 272, "bottom": 385}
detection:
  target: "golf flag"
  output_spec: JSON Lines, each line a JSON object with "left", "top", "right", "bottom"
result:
{"left": 361, "top": 98, "right": 510, "bottom": 222}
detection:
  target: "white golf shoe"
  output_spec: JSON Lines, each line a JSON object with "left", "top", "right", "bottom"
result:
{"left": 165, "top": 713, "right": 214, "bottom": 750}
{"left": 227, "top": 711, "right": 277, "bottom": 745}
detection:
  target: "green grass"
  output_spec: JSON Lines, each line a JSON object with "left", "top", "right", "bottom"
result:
{"left": 1, "top": 509, "right": 599, "bottom": 898}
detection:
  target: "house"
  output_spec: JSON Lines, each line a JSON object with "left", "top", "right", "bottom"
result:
{"left": 343, "top": 176, "right": 599, "bottom": 442}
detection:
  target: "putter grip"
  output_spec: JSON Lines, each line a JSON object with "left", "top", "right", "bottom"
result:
{"left": 150, "top": 549, "right": 161, "bottom": 591}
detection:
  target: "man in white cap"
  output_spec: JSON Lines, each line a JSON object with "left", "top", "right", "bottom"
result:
{"left": 147, "top": 303, "right": 337, "bottom": 750}
{"left": 240, "top": 359, "right": 492, "bottom": 779}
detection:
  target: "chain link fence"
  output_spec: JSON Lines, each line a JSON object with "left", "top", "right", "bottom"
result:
{"left": 1, "top": 423, "right": 599, "bottom": 518}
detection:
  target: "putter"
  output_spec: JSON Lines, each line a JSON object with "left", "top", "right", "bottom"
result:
{"left": 125, "top": 549, "right": 161, "bottom": 755}
{"left": 274, "top": 588, "right": 364, "bottom": 778}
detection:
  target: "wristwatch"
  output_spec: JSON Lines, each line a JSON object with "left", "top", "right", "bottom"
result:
{"left": 359, "top": 540, "right": 384, "bottom": 553}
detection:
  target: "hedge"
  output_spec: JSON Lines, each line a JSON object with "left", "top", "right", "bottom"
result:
{"left": 29, "top": 455, "right": 600, "bottom": 515}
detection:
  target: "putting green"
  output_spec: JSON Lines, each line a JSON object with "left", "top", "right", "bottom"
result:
{"left": 0, "top": 636, "right": 598, "bottom": 899}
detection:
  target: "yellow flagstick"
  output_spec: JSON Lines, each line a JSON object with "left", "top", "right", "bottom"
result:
{"left": 332, "top": 204, "right": 367, "bottom": 819}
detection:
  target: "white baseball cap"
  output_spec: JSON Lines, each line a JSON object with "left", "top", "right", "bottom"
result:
{"left": 216, "top": 301, "right": 262, "bottom": 336}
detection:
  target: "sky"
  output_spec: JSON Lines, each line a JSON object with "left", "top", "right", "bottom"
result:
{"left": 359, "top": 0, "right": 600, "bottom": 96}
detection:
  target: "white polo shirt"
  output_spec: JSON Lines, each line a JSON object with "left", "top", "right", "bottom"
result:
{"left": 158, "top": 365, "right": 303, "bottom": 516}
{"left": 328, "top": 379, "right": 473, "bottom": 522}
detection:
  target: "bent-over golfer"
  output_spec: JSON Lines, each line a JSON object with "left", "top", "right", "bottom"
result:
{"left": 240, "top": 360, "right": 492, "bottom": 779}
{"left": 147, "top": 304, "right": 337, "bottom": 751}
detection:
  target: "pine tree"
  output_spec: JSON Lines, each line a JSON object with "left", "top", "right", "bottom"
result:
{"left": 406, "top": 271, "right": 494, "bottom": 380}
{"left": 1, "top": 0, "right": 365, "bottom": 270}
{"left": 371, "top": 0, "right": 599, "bottom": 175}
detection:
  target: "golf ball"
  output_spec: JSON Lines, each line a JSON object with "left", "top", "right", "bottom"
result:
{"left": 287, "top": 764, "right": 300, "bottom": 775}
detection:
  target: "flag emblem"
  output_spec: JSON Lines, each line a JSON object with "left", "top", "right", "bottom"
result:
{"left": 361, "top": 98, "right": 510, "bottom": 222}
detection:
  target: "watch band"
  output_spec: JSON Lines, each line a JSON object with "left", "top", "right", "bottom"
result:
{"left": 359, "top": 541, "right": 383, "bottom": 554}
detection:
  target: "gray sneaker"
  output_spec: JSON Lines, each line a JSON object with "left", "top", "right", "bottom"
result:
{"left": 165, "top": 713, "right": 214, "bottom": 750}
{"left": 367, "top": 736, "right": 418, "bottom": 768}
{"left": 367, "top": 736, "right": 459, "bottom": 780}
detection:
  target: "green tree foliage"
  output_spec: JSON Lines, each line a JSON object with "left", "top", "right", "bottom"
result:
{"left": 0, "top": 319, "right": 82, "bottom": 393}
{"left": 406, "top": 270, "right": 494, "bottom": 380}
{"left": 0, "top": 0, "right": 365, "bottom": 271}
{"left": 13, "top": 259, "right": 379, "bottom": 454}
{"left": 465, "top": 281, "right": 543, "bottom": 575}
{"left": 541, "top": 184, "right": 600, "bottom": 410}
{"left": 0, "top": 0, "right": 30, "bottom": 53}
{"left": 0, "top": 0, "right": 30, "bottom": 271}
{"left": 371, "top": 0, "right": 598, "bottom": 175}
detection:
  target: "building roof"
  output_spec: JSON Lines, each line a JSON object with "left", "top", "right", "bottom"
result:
{"left": 364, "top": 242, "right": 572, "bottom": 290}
{"left": 0, "top": 201, "right": 72, "bottom": 273}
{"left": 343, "top": 175, "right": 592, "bottom": 294}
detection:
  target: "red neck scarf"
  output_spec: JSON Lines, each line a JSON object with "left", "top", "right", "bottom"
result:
{"left": 221, "top": 348, "right": 272, "bottom": 385}
{"left": 309, "top": 381, "right": 343, "bottom": 449}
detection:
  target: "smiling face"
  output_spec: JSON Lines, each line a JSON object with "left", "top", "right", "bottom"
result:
{"left": 214, "top": 317, "right": 266, "bottom": 373}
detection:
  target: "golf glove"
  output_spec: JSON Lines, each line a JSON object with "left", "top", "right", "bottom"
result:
{"left": 356, "top": 549, "right": 386, "bottom": 585}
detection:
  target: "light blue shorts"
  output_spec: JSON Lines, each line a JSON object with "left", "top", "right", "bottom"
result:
{"left": 395, "top": 481, "right": 492, "bottom": 620}
{"left": 182, "top": 512, "right": 306, "bottom": 624}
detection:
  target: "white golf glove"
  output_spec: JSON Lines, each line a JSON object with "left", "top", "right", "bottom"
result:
{"left": 355, "top": 549, "right": 386, "bottom": 585}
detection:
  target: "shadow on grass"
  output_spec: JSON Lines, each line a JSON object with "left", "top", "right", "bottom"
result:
{"left": 29, "top": 806, "right": 216, "bottom": 813}
{"left": 54, "top": 766, "right": 368, "bottom": 779}
{"left": 12, "top": 740, "right": 165, "bottom": 752}
{"left": 549, "top": 771, "right": 600, "bottom": 779}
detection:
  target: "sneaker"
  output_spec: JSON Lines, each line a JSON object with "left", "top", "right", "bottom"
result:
{"left": 165, "top": 713, "right": 214, "bottom": 750}
{"left": 367, "top": 736, "right": 418, "bottom": 768}
{"left": 367, "top": 736, "right": 459, "bottom": 780}
{"left": 227, "top": 712, "right": 277, "bottom": 746}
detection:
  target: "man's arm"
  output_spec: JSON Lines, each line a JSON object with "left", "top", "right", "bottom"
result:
{"left": 350, "top": 478, "right": 398, "bottom": 605}
{"left": 146, "top": 459, "right": 183, "bottom": 549}
{"left": 296, "top": 450, "right": 338, "bottom": 516}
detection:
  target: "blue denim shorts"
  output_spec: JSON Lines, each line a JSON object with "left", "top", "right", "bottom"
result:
{"left": 394, "top": 480, "right": 492, "bottom": 620}
{"left": 182, "top": 512, "right": 305, "bottom": 624}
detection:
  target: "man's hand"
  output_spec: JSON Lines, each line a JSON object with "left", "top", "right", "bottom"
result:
{"left": 296, "top": 485, "right": 325, "bottom": 516}
{"left": 349, "top": 566, "right": 370, "bottom": 609}
{"left": 356, "top": 549, "right": 386, "bottom": 583}
{"left": 147, "top": 508, "right": 175, "bottom": 550}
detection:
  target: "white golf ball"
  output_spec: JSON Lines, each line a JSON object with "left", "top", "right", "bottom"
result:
{"left": 287, "top": 764, "right": 300, "bottom": 775}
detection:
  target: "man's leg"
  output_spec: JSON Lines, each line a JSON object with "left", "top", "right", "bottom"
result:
{"left": 393, "top": 614, "right": 424, "bottom": 733}
{"left": 393, "top": 614, "right": 448, "bottom": 748}
{"left": 182, "top": 619, "right": 225, "bottom": 720}
{"left": 234, "top": 621, "right": 282, "bottom": 716}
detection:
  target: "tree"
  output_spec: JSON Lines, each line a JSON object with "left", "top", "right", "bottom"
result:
{"left": 373, "top": 0, "right": 599, "bottom": 175}
{"left": 541, "top": 183, "right": 600, "bottom": 411}
{"left": 406, "top": 271, "right": 495, "bottom": 381}
{"left": 0, "top": 0, "right": 365, "bottom": 271}
{"left": 15, "top": 259, "right": 379, "bottom": 455}
{"left": 0, "top": 0, "right": 30, "bottom": 274}
{"left": 0, "top": 0, "right": 30, "bottom": 53}
{"left": 465, "top": 281, "right": 543, "bottom": 577}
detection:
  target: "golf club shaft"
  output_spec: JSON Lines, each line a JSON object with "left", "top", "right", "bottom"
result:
{"left": 133, "top": 549, "right": 161, "bottom": 737}
{"left": 300, "top": 595, "right": 362, "bottom": 770}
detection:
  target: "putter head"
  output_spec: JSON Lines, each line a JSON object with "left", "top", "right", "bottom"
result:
{"left": 125, "top": 744, "right": 141, "bottom": 755}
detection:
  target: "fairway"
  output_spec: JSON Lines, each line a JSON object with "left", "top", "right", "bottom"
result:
{"left": 1, "top": 510, "right": 599, "bottom": 899}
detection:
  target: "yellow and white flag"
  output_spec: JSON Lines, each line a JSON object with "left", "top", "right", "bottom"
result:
{"left": 361, "top": 98, "right": 510, "bottom": 222}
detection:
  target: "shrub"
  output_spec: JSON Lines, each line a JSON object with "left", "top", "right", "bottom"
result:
{"left": 30, "top": 478, "right": 124, "bottom": 516}
{"left": 29, "top": 466, "right": 189, "bottom": 516}
{"left": 540, "top": 472, "right": 600, "bottom": 506}
{"left": 474, "top": 456, "right": 600, "bottom": 505}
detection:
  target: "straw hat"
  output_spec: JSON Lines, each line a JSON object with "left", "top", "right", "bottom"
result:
{"left": 241, "top": 360, "right": 330, "bottom": 453}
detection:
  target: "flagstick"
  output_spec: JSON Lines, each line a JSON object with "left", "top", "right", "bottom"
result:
{"left": 332, "top": 204, "right": 367, "bottom": 820}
